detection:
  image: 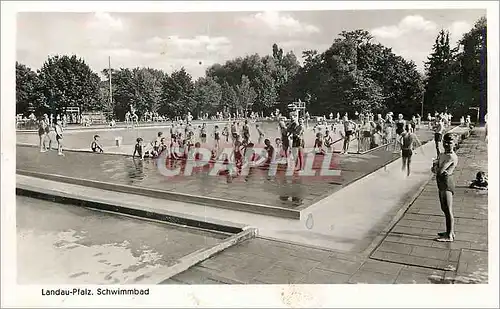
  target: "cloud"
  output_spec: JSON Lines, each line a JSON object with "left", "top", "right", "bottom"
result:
{"left": 147, "top": 35, "right": 232, "bottom": 56}
{"left": 102, "top": 48, "right": 159, "bottom": 59}
{"left": 86, "top": 12, "right": 124, "bottom": 31}
{"left": 370, "top": 15, "right": 474, "bottom": 72}
{"left": 84, "top": 13, "right": 127, "bottom": 49}
{"left": 279, "top": 40, "right": 308, "bottom": 48}
{"left": 239, "top": 11, "right": 320, "bottom": 36}
{"left": 371, "top": 15, "right": 437, "bottom": 39}
{"left": 448, "top": 21, "right": 472, "bottom": 44}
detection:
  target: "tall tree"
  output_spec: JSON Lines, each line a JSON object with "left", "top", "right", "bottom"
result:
{"left": 160, "top": 67, "right": 194, "bottom": 117}
{"left": 105, "top": 68, "right": 136, "bottom": 120}
{"left": 281, "top": 30, "right": 423, "bottom": 117}
{"left": 236, "top": 75, "right": 257, "bottom": 116}
{"left": 193, "top": 76, "right": 222, "bottom": 116}
{"left": 98, "top": 80, "right": 113, "bottom": 120}
{"left": 220, "top": 81, "right": 238, "bottom": 114}
{"left": 16, "top": 62, "right": 44, "bottom": 115}
{"left": 455, "top": 16, "right": 487, "bottom": 122}
{"left": 37, "top": 55, "right": 101, "bottom": 114}
{"left": 423, "top": 30, "right": 455, "bottom": 114}
{"left": 132, "top": 67, "right": 165, "bottom": 115}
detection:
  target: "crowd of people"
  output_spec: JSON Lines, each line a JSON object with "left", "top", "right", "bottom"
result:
{"left": 125, "top": 110, "right": 452, "bottom": 175}
{"left": 27, "top": 104, "right": 489, "bottom": 244}
{"left": 36, "top": 113, "right": 65, "bottom": 156}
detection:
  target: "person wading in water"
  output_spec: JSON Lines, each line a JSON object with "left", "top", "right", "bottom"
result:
{"left": 433, "top": 115, "right": 444, "bottom": 157}
{"left": 399, "top": 124, "right": 422, "bottom": 177}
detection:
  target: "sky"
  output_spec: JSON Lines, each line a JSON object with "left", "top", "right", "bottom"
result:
{"left": 16, "top": 9, "right": 486, "bottom": 80}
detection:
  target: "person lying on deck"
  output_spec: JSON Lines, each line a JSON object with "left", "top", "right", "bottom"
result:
{"left": 469, "top": 171, "right": 488, "bottom": 190}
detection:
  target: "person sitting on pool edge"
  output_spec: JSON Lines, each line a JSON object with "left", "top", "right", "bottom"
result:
{"left": 91, "top": 135, "right": 104, "bottom": 153}
{"left": 469, "top": 171, "right": 488, "bottom": 190}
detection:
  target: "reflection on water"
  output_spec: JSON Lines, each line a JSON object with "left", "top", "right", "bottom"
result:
{"left": 97, "top": 152, "right": 318, "bottom": 207}
{"left": 277, "top": 175, "right": 305, "bottom": 204}
{"left": 128, "top": 158, "right": 145, "bottom": 184}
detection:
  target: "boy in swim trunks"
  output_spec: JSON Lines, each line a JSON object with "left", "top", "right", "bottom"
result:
{"left": 395, "top": 114, "right": 406, "bottom": 151}
{"left": 200, "top": 123, "right": 207, "bottom": 143}
{"left": 433, "top": 133, "right": 458, "bottom": 242}
{"left": 170, "top": 122, "right": 176, "bottom": 143}
{"left": 222, "top": 124, "right": 229, "bottom": 143}
{"left": 324, "top": 129, "right": 333, "bottom": 153}
{"left": 263, "top": 138, "right": 275, "bottom": 168}
{"left": 133, "top": 137, "right": 145, "bottom": 160}
{"left": 433, "top": 115, "right": 444, "bottom": 156}
{"left": 38, "top": 117, "right": 48, "bottom": 152}
{"left": 55, "top": 120, "right": 64, "bottom": 156}
{"left": 256, "top": 124, "right": 264, "bottom": 145}
{"left": 159, "top": 137, "right": 168, "bottom": 155}
{"left": 242, "top": 120, "right": 250, "bottom": 145}
{"left": 371, "top": 125, "right": 383, "bottom": 149}
{"left": 230, "top": 122, "right": 238, "bottom": 142}
{"left": 342, "top": 116, "right": 355, "bottom": 154}
{"left": 279, "top": 119, "right": 290, "bottom": 158}
{"left": 213, "top": 125, "right": 221, "bottom": 149}
{"left": 360, "top": 117, "right": 372, "bottom": 152}
{"left": 400, "top": 124, "right": 422, "bottom": 177}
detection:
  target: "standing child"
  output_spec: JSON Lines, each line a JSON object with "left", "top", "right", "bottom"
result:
{"left": 324, "top": 129, "right": 333, "bottom": 153}
{"left": 133, "top": 138, "right": 144, "bottom": 160}
{"left": 399, "top": 124, "right": 422, "bottom": 177}
{"left": 230, "top": 122, "right": 238, "bottom": 142}
{"left": 371, "top": 125, "right": 383, "bottom": 149}
{"left": 342, "top": 116, "right": 356, "bottom": 154}
{"left": 170, "top": 122, "right": 176, "bottom": 142}
{"left": 159, "top": 137, "right": 168, "bottom": 156}
{"left": 222, "top": 124, "right": 229, "bottom": 143}
{"left": 200, "top": 123, "right": 207, "bottom": 144}
{"left": 233, "top": 138, "right": 244, "bottom": 176}
{"left": 213, "top": 125, "right": 221, "bottom": 149}
{"left": 38, "top": 118, "right": 47, "bottom": 152}
{"left": 433, "top": 115, "right": 444, "bottom": 156}
{"left": 433, "top": 133, "right": 458, "bottom": 242}
{"left": 411, "top": 115, "right": 417, "bottom": 132}
{"left": 55, "top": 120, "right": 64, "bottom": 156}
{"left": 263, "top": 138, "right": 275, "bottom": 168}
{"left": 395, "top": 114, "right": 406, "bottom": 151}
{"left": 242, "top": 120, "right": 250, "bottom": 145}
{"left": 275, "top": 138, "right": 285, "bottom": 163}
{"left": 256, "top": 124, "right": 264, "bottom": 145}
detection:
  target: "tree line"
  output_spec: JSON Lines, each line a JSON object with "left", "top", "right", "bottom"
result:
{"left": 16, "top": 17, "right": 487, "bottom": 122}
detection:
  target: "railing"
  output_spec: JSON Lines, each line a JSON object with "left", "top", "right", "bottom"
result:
{"left": 16, "top": 120, "right": 38, "bottom": 130}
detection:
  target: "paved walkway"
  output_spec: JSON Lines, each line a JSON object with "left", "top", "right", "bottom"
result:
{"left": 166, "top": 127, "right": 488, "bottom": 284}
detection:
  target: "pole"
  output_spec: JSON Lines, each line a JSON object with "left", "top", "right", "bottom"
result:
{"left": 420, "top": 99, "right": 424, "bottom": 119}
{"left": 109, "top": 56, "right": 113, "bottom": 112}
